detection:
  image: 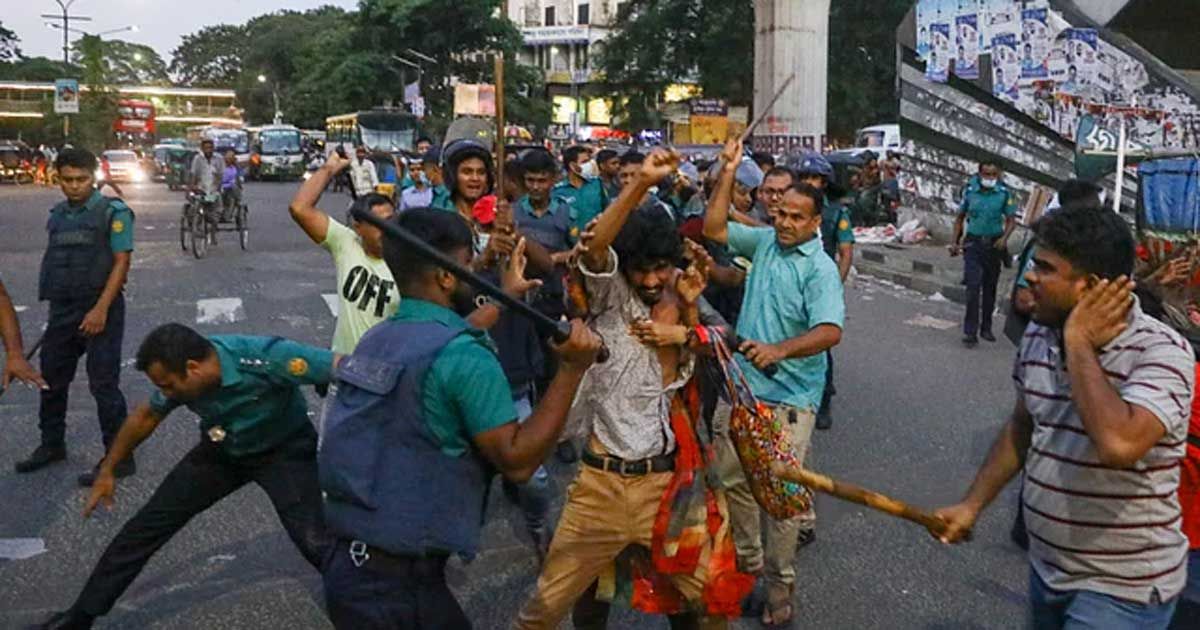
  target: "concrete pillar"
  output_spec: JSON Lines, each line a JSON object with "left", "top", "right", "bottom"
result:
{"left": 753, "top": 0, "right": 830, "bottom": 155}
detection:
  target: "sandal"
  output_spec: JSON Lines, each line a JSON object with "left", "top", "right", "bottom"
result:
{"left": 761, "top": 601, "right": 794, "bottom": 628}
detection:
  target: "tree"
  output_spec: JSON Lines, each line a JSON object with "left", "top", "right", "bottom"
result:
{"left": 72, "top": 39, "right": 169, "bottom": 85}
{"left": 168, "top": 24, "right": 249, "bottom": 86}
{"left": 0, "top": 56, "right": 76, "bottom": 82}
{"left": 0, "top": 20, "right": 20, "bottom": 62}
{"left": 826, "top": 0, "right": 912, "bottom": 141}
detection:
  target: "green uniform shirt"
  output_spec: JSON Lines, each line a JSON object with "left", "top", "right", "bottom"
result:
{"left": 58, "top": 190, "right": 135, "bottom": 253}
{"left": 429, "top": 184, "right": 453, "bottom": 211}
{"left": 552, "top": 177, "right": 608, "bottom": 235}
{"left": 728, "top": 224, "right": 846, "bottom": 411}
{"left": 820, "top": 197, "right": 855, "bottom": 258}
{"left": 391, "top": 299, "right": 517, "bottom": 457}
{"left": 149, "top": 335, "right": 335, "bottom": 457}
{"left": 959, "top": 175, "right": 1017, "bottom": 238}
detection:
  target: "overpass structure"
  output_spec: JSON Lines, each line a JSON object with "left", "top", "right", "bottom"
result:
{"left": 0, "top": 81, "right": 241, "bottom": 126}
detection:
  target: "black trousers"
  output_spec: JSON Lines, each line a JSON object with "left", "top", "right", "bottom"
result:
{"left": 963, "top": 236, "right": 1003, "bottom": 337}
{"left": 323, "top": 542, "right": 469, "bottom": 630}
{"left": 72, "top": 426, "right": 329, "bottom": 617}
{"left": 38, "top": 295, "right": 128, "bottom": 449}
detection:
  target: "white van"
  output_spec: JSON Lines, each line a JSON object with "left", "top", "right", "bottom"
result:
{"left": 831, "top": 123, "right": 902, "bottom": 159}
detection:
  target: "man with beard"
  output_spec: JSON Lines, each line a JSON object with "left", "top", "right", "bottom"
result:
{"left": 595, "top": 148, "right": 622, "bottom": 200}
{"left": 934, "top": 206, "right": 1194, "bottom": 629}
{"left": 554, "top": 144, "right": 609, "bottom": 236}
{"left": 704, "top": 138, "right": 845, "bottom": 628}
{"left": 516, "top": 149, "right": 732, "bottom": 629}
{"left": 320, "top": 209, "right": 601, "bottom": 628}
{"left": 30, "top": 324, "right": 338, "bottom": 629}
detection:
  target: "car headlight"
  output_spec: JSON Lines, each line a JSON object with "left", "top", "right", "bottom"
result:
{"left": 132, "top": 170, "right": 146, "bottom": 182}
{"left": 94, "top": 169, "right": 105, "bottom": 181}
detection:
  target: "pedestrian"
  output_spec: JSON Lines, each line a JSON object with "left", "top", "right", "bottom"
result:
{"left": 348, "top": 146, "right": 379, "bottom": 198}
{"left": 949, "top": 159, "right": 1017, "bottom": 346}
{"left": 703, "top": 137, "right": 845, "bottom": 628}
{"left": 319, "top": 208, "right": 602, "bottom": 629}
{"left": 933, "top": 205, "right": 1194, "bottom": 630}
{"left": 553, "top": 144, "right": 609, "bottom": 236}
{"left": 15, "top": 149, "right": 135, "bottom": 486}
{"left": 516, "top": 148, "right": 738, "bottom": 629}
{"left": 791, "top": 152, "right": 855, "bottom": 431}
{"left": 97, "top": 154, "right": 124, "bottom": 198}
{"left": 288, "top": 149, "right": 400, "bottom": 441}
{"left": 595, "top": 148, "right": 621, "bottom": 200}
{"left": 30, "top": 323, "right": 339, "bottom": 630}
{"left": 399, "top": 161, "right": 434, "bottom": 210}
{"left": 1, "top": 277, "right": 48, "bottom": 392}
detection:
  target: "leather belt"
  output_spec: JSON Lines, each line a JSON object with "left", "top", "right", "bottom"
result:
{"left": 339, "top": 539, "right": 448, "bottom": 576}
{"left": 581, "top": 449, "right": 675, "bottom": 476}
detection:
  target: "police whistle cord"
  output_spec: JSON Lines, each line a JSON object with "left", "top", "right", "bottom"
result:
{"left": 770, "top": 462, "right": 950, "bottom": 538}
{"left": 740, "top": 73, "right": 796, "bottom": 143}
{"left": 350, "top": 207, "right": 609, "bottom": 363}
{"left": 0, "top": 332, "right": 45, "bottom": 400}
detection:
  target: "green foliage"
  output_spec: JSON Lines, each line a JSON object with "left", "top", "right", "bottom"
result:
{"left": 70, "top": 35, "right": 118, "bottom": 152}
{"left": 0, "top": 20, "right": 20, "bottom": 62}
{"left": 827, "top": 0, "right": 912, "bottom": 141}
{"left": 71, "top": 38, "right": 169, "bottom": 85}
{"left": 168, "top": 24, "right": 249, "bottom": 86}
{"left": 0, "top": 56, "right": 76, "bottom": 81}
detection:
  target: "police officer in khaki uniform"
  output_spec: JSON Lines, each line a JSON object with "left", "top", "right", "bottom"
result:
{"left": 31, "top": 323, "right": 339, "bottom": 630}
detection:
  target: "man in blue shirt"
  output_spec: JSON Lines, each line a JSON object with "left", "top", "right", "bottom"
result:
{"left": 950, "top": 160, "right": 1018, "bottom": 346}
{"left": 703, "top": 137, "right": 845, "bottom": 627}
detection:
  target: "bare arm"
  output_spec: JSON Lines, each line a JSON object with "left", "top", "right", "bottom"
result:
{"left": 289, "top": 155, "right": 351, "bottom": 244}
{"left": 582, "top": 148, "right": 679, "bottom": 272}
{"left": 79, "top": 252, "right": 131, "bottom": 337}
{"left": 472, "top": 321, "right": 600, "bottom": 481}
{"left": 837, "top": 243, "right": 854, "bottom": 282}
{"left": 739, "top": 323, "right": 843, "bottom": 371}
{"left": 84, "top": 403, "right": 165, "bottom": 517}
{"left": 951, "top": 212, "right": 966, "bottom": 254}
{"left": 0, "top": 280, "right": 45, "bottom": 389}
{"left": 997, "top": 215, "right": 1017, "bottom": 249}
{"left": 703, "top": 138, "right": 743, "bottom": 246}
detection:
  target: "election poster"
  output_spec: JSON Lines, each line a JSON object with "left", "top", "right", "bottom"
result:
{"left": 54, "top": 79, "right": 79, "bottom": 114}
{"left": 926, "top": 21, "right": 951, "bottom": 83}
{"left": 954, "top": 8, "right": 980, "bottom": 80}
{"left": 916, "top": 0, "right": 934, "bottom": 60}
{"left": 1019, "top": 7, "right": 1050, "bottom": 80}
{"left": 991, "top": 33, "right": 1020, "bottom": 102}
{"left": 984, "top": 0, "right": 1020, "bottom": 52}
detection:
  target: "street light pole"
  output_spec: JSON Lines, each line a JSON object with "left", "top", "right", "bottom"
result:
{"left": 41, "top": 0, "right": 92, "bottom": 139}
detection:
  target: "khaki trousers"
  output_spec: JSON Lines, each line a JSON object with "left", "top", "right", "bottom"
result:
{"left": 515, "top": 458, "right": 726, "bottom": 629}
{"left": 715, "top": 404, "right": 816, "bottom": 591}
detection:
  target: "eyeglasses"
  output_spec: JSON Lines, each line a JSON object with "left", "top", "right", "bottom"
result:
{"left": 762, "top": 187, "right": 789, "bottom": 198}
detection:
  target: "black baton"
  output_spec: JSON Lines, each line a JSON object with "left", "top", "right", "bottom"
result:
{"left": 734, "top": 335, "right": 779, "bottom": 378}
{"left": 351, "top": 207, "right": 608, "bottom": 362}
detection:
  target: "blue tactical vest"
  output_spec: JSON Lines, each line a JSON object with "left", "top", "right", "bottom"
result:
{"left": 38, "top": 193, "right": 116, "bottom": 302}
{"left": 319, "top": 319, "right": 492, "bottom": 558}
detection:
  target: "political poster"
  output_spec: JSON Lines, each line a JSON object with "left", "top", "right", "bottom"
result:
{"left": 984, "top": 0, "right": 1020, "bottom": 52}
{"left": 1063, "top": 29, "right": 1099, "bottom": 96}
{"left": 1019, "top": 7, "right": 1050, "bottom": 80}
{"left": 54, "top": 79, "right": 79, "bottom": 114}
{"left": 991, "top": 33, "right": 1020, "bottom": 102}
{"left": 954, "top": 9, "right": 980, "bottom": 80}
{"left": 453, "top": 83, "right": 496, "bottom": 117}
{"left": 916, "top": 0, "right": 934, "bottom": 60}
{"left": 926, "top": 21, "right": 951, "bottom": 83}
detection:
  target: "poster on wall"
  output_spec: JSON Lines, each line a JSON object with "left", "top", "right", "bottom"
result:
{"left": 984, "top": 0, "right": 1020, "bottom": 51}
{"left": 1020, "top": 7, "right": 1050, "bottom": 80}
{"left": 991, "top": 33, "right": 1020, "bottom": 102}
{"left": 917, "top": 0, "right": 933, "bottom": 60}
{"left": 926, "top": 21, "right": 951, "bottom": 83}
{"left": 954, "top": 9, "right": 980, "bottom": 80}
{"left": 1065, "top": 29, "right": 1099, "bottom": 95}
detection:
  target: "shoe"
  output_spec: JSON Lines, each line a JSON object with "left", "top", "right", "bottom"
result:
{"left": 962, "top": 335, "right": 978, "bottom": 347}
{"left": 795, "top": 528, "right": 816, "bottom": 551}
{"left": 980, "top": 330, "right": 996, "bottom": 342}
{"left": 14, "top": 445, "right": 66, "bottom": 474}
{"left": 25, "top": 610, "right": 95, "bottom": 629}
{"left": 816, "top": 405, "right": 833, "bottom": 431}
{"left": 77, "top": 456, "right": 136, "bottom": 487}
{"left": 555, "top": 441, "right": 578, "bottom": 464}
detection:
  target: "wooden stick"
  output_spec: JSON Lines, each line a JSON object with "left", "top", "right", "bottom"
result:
{"left": 494, "top": 53, "right": 507, "bottom": 199}
{"left": 740, "top": 73, "right": 796, "bottom": 143}
{"left": 771, "top": 462, "right": 949, "bottom": 537}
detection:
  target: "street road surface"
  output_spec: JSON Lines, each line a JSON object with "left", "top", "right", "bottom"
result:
{"left": 0, "top": 181, "right": 1027, "bottom": 629}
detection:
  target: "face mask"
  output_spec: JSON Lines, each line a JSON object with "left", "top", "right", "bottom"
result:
{"left": 579, "top": 160, "right": 599, "bottom": 180}
{"left": 980, "top": 177, "right": 998, "bottom": 188}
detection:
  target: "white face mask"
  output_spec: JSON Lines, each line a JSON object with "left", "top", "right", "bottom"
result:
{"left": 980, "top": 177, "right": 998, "bottom": 188}
{"left": 579, "top": 160, "right": 599, "bottom": 180}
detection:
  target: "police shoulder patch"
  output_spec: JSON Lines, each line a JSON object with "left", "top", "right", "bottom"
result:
{"left": 838, "top": 219, "right": 850, "bottom": 231}
{"left": 288, "top": 358, "right": 309, "bottom": 376}
{"left": 111, "top": 219, "right": 125, "bottom": 234}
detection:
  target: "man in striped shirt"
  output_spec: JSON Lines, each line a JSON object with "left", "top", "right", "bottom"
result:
{"left": 933, "top": 206, "right": 1195, "bottom": 629}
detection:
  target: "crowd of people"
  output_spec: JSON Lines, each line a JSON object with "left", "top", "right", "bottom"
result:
{"left": 0, "top": 131, "right": 1197, "bottom": 630}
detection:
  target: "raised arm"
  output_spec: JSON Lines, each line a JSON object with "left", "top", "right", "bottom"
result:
{"left": 702, "top": 137, "right": 743, "bottom": 246}
{"left": 582, "top": 148, "right": 681, "bottom": 272}
{"left": 289, "top": 151, "right": 353, "bottom": 244}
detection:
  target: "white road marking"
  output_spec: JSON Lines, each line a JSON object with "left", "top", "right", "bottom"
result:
{"left": 196, "top": 298, "right": 245, "bottom": 325}
{"left": 14, "top": 305, "right": 27, "bottom": 313}
{"left": 0, "top": 538, "right": 47, "bottom": 560}
{"left": 321, "top": 293, "right": 339, "bottom": 318}
{"left": 904, "top": 314, "right": 957, "bottom": 330}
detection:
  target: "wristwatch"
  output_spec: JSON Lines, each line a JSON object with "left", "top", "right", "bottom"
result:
{"left": 475, "top": 294, "right": 508, "bottom": 312}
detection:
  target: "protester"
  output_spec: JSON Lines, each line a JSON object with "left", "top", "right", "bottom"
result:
{"left": 791, "top": 151, "right": 854, "bottom": 431}
{"left": 950, "top": 159, "right": 1017, "bottom": 347}
{"left": 15, "top": 149, "right": 135, "bottom": 487}
{"left": 319, "top": 208, "right": 601, "bottom": 629}
{"left": 30, "top": 323, "right": 338, "bottom": 630}
{"left": 0, "top": 277, "right": 47, "bottom": 392}
{"left": 595, "top": 147, "right": 621, "bottom": 200}
{"left": 703, "top": 137, "right": 845, "bottom": 628}
{"left": 554, "top": 144, "right": 609, "bottom": 235}
{"left": 516, "top": 148, "right": 738, "bottom": 628}
{"left": 348, "top": 146, "right": 379, "bottom": 198}
{"left": 933, "top": 206, "right": 1194, "bottom": 630}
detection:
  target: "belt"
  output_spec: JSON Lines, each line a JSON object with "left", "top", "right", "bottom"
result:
{"left": 339, "top": 539, "right": 449, "bottom": 575}
{"left": 1188, "top": 434, "right": 1200, "bottom": 449}
{"left": 581, "top": 449, "right": 675, "bottom": 476}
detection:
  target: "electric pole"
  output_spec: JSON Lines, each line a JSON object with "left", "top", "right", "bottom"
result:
{"left": 41, "top": 0, "right": 92, "bottom": 139}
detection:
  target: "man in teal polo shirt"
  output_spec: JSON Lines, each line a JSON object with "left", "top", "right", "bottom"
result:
{"left": 950, "top": 160, "right": 1017, "bottom": 346}
{"left": 703, "top": 137, "right": 845, "bottom": 627}
{"left": 553, "top": 145, "right": 609, "bottom": 235}
{"left": 32, "top": 324, "right": 338, "bottom": 630}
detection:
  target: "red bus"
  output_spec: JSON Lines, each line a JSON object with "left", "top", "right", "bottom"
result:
{"left": 113, "top": 98, "right": 156, "bottom": 148}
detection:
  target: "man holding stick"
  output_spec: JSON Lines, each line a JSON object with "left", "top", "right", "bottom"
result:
{"left": 933, "top": 206, "right": 1194, "bottom": 629}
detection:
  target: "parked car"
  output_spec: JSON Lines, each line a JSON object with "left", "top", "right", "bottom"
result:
{"left": 0, "top": 141, "right": 36, "bottom": 184}
{"left": 97, "top": 149, "right": 147, "bottom": 183}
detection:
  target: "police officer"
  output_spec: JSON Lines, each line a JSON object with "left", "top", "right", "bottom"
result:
{"left": 319, "top": 208, "right": 601, "bottom": 629}
{"left": 554, "top": 144, "right": 609, "bottom": 237}
{"left": 791, "top": 152, "right": 854, "bottom": 431}
{"left": 31, "top": 323, "right": 337, "bottom": 630}
{"left": 949, "top": 160, "right": 1017, "bottom": 347}
{"left": 15, "top": 148, "right": 135, "bottom": 486}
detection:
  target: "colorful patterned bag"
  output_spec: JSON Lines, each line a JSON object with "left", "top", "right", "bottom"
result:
{"left": 699, "top": 327, "right": 812, "bottom": 520}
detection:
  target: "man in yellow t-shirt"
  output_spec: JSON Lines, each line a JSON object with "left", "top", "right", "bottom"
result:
{"left": 289, "top": 151, "right": 399, "bottom": 439}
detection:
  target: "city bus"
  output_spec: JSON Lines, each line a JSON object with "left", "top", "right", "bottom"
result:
{"left": 187, "top": 124, "right": 251, "bottom": 166}
{"left": 325, "top": 108, "right": 421, "bottom": 155}
{"left": 113, "top": 99, "right": 156, "bottom": 149}
{"left": 251, "top": 124, "right": 305, "bottom": 180}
